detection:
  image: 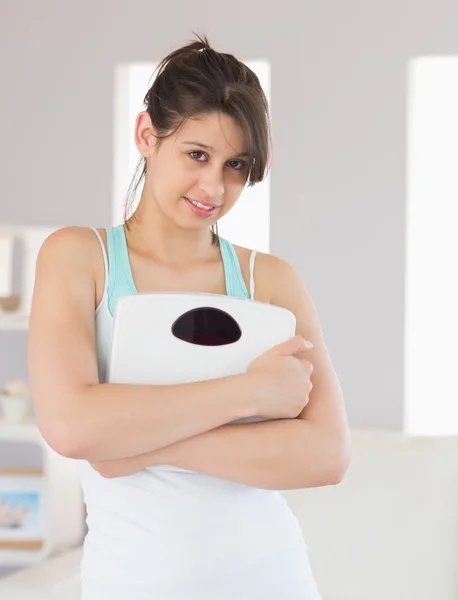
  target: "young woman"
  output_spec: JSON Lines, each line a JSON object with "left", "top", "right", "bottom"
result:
{"left": 28, "top": 34, "right": 350, "bottom": 600}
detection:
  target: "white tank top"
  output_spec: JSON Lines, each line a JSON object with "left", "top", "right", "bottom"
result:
{"left": 76, "top": 229, "right": 321, "bottom": 600}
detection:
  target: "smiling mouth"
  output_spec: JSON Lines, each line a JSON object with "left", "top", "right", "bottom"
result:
{"left": 184, "top": 197, "right": 220, "bottom": 209}
{"left": 183, "top": 197, "right": 221, "bottom": 217}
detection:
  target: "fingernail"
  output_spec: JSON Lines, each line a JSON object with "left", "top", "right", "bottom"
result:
{"left": 304, "top": 341, "right": 314, "bottom": 349}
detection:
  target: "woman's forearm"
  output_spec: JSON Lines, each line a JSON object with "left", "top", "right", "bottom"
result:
{"left": 92, "top": 418, "right": 349, "bottom": 490}
{"left": 60, "top": 373, "right": 260, "bottom": 462}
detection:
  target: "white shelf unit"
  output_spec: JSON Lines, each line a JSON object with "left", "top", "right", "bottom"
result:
{"left": 0, "top": 224, "right": 61, "bottom": 331}
{"left": 0, "top": 422, "right": 85, "bottom": 567}
{"left": 0, "top": 225, "right": 84, "bottom": 569}
{"left": 0, "top": 312, "right": 29, "bottom": 332}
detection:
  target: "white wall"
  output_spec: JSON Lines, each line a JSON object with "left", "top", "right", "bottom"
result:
{"left": 1, "top": 0, "right": 457, "bottom": 429}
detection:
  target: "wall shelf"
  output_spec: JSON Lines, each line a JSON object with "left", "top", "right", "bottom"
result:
{"left": 0, "top": 313, "right": 29, "bottom": 332}
{"left": 0, "top": 421, "right": 85, "bottom": 567}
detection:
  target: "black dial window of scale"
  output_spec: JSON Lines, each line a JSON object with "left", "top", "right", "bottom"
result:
{"left": 171, "top": 307, "right": 242, "bottom": 346}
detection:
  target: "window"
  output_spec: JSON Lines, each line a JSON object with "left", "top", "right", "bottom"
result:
{"left": 404, "top": 57, "right": 458, "bottom": 434}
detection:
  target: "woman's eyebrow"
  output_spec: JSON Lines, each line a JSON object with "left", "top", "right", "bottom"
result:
{"left": 181, "top": 141, "right": 249, "bottom": 157}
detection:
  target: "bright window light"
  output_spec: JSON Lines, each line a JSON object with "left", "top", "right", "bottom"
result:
{"left": 404, "top": 56, "right": 458, "bottom": 434}
{"left": 113, "top": 61, "right": 271, "bottom": 253}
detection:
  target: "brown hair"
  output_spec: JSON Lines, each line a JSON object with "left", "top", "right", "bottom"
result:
{"left": 125, "top": 33, "right": 272, "bottom": 245}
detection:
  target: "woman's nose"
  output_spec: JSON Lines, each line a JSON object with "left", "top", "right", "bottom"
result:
{"left": 198, "top": 169, "right": 225, "bottom": 199}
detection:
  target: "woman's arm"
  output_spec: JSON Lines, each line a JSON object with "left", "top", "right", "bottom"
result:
{"left": 91, "top": 254, "right": 350, "bottom": 489}
{"left": 28, "top": 227, "right": 260, "bottom": 462}
{"left": 91, "top": 418, "right": 344, "bottom": 490}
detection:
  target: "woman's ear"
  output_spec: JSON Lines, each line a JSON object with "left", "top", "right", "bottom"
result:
{"left": 134, "top": 111, "right": 156, "bottom": 157}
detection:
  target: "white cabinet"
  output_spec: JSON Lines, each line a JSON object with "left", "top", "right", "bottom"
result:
{"left": 0, "top": 313, "right": 29, "bottom": 331}
{"left": 0, "top": 422, "right": 85, "bottom": 567}
{"left": 0, "top": 224, "right": 85, "bottom": 571}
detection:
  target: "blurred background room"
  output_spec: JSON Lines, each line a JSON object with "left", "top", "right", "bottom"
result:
{"left": 1, "top": 1, "right": 458, "bottom": 598}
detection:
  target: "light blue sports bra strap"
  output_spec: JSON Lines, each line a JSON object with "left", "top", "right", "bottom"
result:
{"left": 106, "top": 227, "right": 117, "bottom": 315}
{"left": 218, "top": 236, "right": 250, "bottom": 299}
{"left": 107, "top": 229, "right": 250, "bottom": 314}
{"left": 106, "top": 225, "right": 136, "bottom": 316}
{"left": 116, "top": 224, "right": 137, "bottom": 293}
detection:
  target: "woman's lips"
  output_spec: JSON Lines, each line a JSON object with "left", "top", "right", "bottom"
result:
{"left": 184, "top": 197, "right": 219, "bottom": 218}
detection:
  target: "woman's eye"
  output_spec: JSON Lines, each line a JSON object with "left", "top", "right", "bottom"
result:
{"left": 189, "top": 151, "right": 206, "bottom": 161}
{"left": 227, "top": 160, "right": 246, "bottom": 170}
{"left": 188, "top": 152, "right": 246, "bottom": 171}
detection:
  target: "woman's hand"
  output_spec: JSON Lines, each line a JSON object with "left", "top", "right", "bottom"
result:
{"left": 247, "top": 335, "right": 314, "bottom": 420}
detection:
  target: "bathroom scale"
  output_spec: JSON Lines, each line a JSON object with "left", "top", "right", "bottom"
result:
{"left": 106, "top": 292, "right": 296, "bottom": 388}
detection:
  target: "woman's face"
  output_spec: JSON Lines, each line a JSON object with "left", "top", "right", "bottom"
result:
{"left": 136, "top": 111, "right": 249, "bottom": 231}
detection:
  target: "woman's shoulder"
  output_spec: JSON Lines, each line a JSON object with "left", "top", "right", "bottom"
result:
{"left": 231, "top": 240, "right": 297, "bottom": 277}
{"left": 37, "top": 226, "right": 108, "bottom": 309}
{"left": 41, "top": 225, "right": 101, "bottom": 249}
{"left": 37, "top": 226, "right": 106, "bottom": 277}
{"left": 230, "top": 241, "right": 301, "bottom": 305}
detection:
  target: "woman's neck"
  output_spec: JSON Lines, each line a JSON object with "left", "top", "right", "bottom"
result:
{"left": 124, "top": 212, "right": 217, "bottom": 266}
